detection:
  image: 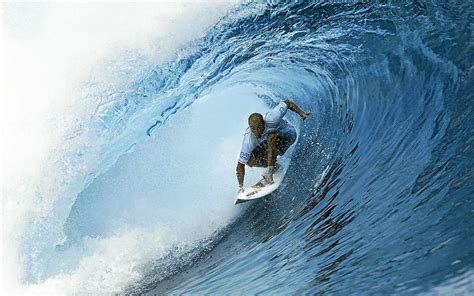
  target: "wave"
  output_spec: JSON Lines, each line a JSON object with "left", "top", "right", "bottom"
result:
{"left": 2, "top": 1, "right": 473, "bottom": 294}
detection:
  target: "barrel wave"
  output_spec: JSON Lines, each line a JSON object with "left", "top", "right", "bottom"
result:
{"left": 7, "top": 1, "right": 473, "bottom": 295}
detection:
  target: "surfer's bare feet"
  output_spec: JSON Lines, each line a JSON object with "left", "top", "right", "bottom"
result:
{"left": 260, "top": 163, "right": 279, "bottom": 185}
{"left": 252, "top": 178, "right": 270, "bottom": 188}
{"left": 263, "top": 173, "right": 274, "bottom": 184}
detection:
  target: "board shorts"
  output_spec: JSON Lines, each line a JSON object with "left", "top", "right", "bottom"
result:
{"left": 251, "top": 126, "right": 297, "bottom": 161}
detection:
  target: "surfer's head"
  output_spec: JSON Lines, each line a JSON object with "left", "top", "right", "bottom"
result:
{"left": 248, "top": 113, "right": 265, "bottom": 138}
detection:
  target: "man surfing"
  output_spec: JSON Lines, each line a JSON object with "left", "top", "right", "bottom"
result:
{"left": 236, "top": 99, "right": 310, "bottom": 194}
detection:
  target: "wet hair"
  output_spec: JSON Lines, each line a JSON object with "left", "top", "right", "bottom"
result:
{"left": 248, "top": 113, "right": 264, "bottom": 126}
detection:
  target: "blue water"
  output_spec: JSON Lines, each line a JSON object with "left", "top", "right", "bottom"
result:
{"left": 18, "top": 1, "right": 473, "bottom": 294}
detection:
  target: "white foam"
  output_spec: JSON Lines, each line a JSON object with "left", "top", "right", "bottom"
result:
{"left": 37, "top": 87, "right": 267, "bottom": 294}
{"left": 1, "top": 1, "right": 242, "bottom": 294}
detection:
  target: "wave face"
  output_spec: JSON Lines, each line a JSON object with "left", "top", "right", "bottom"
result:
{"left": 7, "top": 1, "right": 473, "bottom": 295}
{"left": 139, "top": 1, "right": 474, "bottom": 294}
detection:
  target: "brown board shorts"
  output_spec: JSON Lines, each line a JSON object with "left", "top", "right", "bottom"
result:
{"left": 250, "top": 126, "right": 297, "bottom": 163}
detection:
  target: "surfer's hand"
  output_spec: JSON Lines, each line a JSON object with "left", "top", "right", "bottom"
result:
{"left": 300, "top": 111, "right": 311, "bottom": 122}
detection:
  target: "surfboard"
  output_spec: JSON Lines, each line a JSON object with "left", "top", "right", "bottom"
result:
{"left": 234, "top": 156, "right": 290, "bottom": 205}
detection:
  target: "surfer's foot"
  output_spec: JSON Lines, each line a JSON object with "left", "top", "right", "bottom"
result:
{"left": 252, "top": 163, "right": 281, "bottom": 189}
{"left": 260, "top": 163, "right": 280, "bottom": 184}
{"left": 252, "top": 178, "right": 271, "bottom": 188}
{"left": 262, "top": 172, "right": 274, "bottom": 184}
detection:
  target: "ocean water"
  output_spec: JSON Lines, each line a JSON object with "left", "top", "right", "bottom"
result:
{"left": 2, "top": 1, "right": 473, "bottom": 295}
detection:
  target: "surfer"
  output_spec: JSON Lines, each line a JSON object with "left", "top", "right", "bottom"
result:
{"left": 236, "top": 99, "right": 310, "bottom": 193}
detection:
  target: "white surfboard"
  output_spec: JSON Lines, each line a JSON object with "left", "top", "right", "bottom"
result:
{"left": 234, "top": 156, "right": 290, "bottom": 205}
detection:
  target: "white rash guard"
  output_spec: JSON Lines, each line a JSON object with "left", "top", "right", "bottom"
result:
{"left": 238, "top": 101, "right": 292, "bottom": 164}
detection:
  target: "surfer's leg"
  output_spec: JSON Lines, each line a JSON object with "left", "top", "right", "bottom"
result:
{"left": 276, "top": 126, "right": 297, "bottom": 155}
{"left": 267, "top": 133, "right": 278, "bottom": 168}
{"left": 259, "top": 133, "right": 279, "bottom": 185}
{"left": 247, "top": 144, "right": 268, "bottom": 167}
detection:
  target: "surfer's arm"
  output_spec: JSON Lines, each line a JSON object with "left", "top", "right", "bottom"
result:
{"left": 284, "top": 99, "right": 311, "bottom": 121}
{"left": 236, "top": 162, "right": 245, "bottom": 189}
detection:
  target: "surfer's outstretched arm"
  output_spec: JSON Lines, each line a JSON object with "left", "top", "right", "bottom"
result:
{"left": 284, "top": 99, "right": 311, "bottom": 121}
{"left": 236, "top": 162, "right": 245, "bottom": 191}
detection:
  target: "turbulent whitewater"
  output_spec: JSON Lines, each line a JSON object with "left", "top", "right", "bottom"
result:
{"left": 2, "top": 1, "right": 473, "bottom": 295}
